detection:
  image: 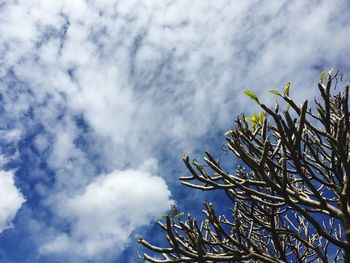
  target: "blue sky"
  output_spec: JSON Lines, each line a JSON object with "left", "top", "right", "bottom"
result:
{"left": 0, "top": 0, "right": 349, "bottom": 262}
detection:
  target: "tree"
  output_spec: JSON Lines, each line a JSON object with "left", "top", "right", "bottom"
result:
{"left": 138, "top": 72, "right": 350, "bottom": 262}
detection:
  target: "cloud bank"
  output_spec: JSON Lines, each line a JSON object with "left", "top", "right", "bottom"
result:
{"left": 0, "top": 0, "right": 349, "bottom": 262}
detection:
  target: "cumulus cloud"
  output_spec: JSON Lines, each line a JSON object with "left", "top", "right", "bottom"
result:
{"left": 0, "top": 171, "right": 26, "bottom": 233}
{"left": 40, "top": 163, "right": 172, "bottom": 259}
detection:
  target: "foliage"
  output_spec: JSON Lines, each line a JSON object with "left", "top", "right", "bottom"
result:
{"left": 138, "top": 72, "right": 350, "bottom": 262}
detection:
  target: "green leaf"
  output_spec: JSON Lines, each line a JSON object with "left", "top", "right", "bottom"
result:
{"left": 245, "top": 117, "right": 254, "bottom": 123}
{"left": 269, "top": 89, "right": 282, "bottom": 96}
{"left": 283, "top": 82, "right": 291, "bottom": 96}
{"left": 244, "top": 91, "right": 259, "bottom": 102}
{"left": 245, "top": 117, "right": 255, "bottom": 129}
{"left": 320, "top": 71, "right": 326, "bottom": 83}
{"left": 252, "top": 113, "right": 259, "bottom": 124}
{"left": 175, "top": 212, "right": 184, "bottom": 218}
{"left": 224, "top": 130, "right": 234, "bottom": 136}
{"left": 247, "top": 116, "right": 258, "bottom": 123}
{"left": 259, "top": 112, "right": 265, "bottom": 125}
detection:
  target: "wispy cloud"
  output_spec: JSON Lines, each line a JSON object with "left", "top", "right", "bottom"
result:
{"left": 0, "top": 0, "right": 349, "bottom": 262}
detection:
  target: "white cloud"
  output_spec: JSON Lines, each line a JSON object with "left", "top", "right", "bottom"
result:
{"left": 0, "top": 171, "right": 26, "bottom": 233}
{"left": 40, "top": 162, "right": 172, "bottom": 259}
{"left": 1, "top": 0, "right": 349, "bottom": 164}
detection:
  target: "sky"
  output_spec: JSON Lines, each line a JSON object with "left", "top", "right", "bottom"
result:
{"left": 0, "top": 0, "right": 349, "bottom": 262}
